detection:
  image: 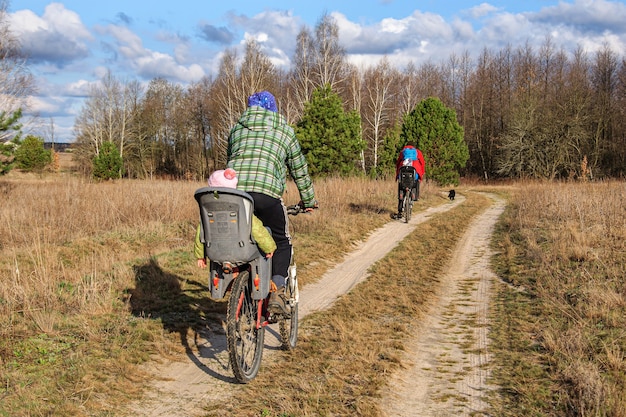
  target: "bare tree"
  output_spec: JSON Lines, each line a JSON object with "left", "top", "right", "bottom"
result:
{"left": 416, "top": 61, "right": 445, "bottom": 100}
{"left": 455, "top": 50, "right": 473, "bottom": 147}
{"left": 0, "top": 0, "right": 35, "bottom": 141}
{"left": 288, "top": 15, "right": 347, "bottom": 120}
{"left": 239, "top": 39, "right": 277, "bottom": 98}
{"left": 186, "top": 76, "right": 214, "bottom": 179}
{"left": 441, "top": 53, "right": 461, "bottom": 108}
{"left": 343, "top": 63, "right": 362, "bottom": 112}
{"left": 442, "top": 51, "right": 473, "bottom": 120}
{"left": 464, "top": 47, "right": 503, "bottom": 179}
{"left": 312, "top": 13, "right": 347, "bottom": 93}
{"left": 590, "top": 43, "right": 618, "bottom": 175}
{"left": 288, "top": 27, "right": 316, "bottom": 119}
{"left": 398, "top": 61, "right": 420, "bottom": 116}
{"left": 73, "top": 70, "right": 142, "bottom": 177}
{"left": 362, "top": 57, "right": 398, "bottom": 173}
{"left": 614, "top": 57, "right": 626, "bottom": 177}
{"left": 210, "top": 40, "right": 276, "bottom": 166}
{"left": 210, "top": 48, "right": 240, "bottom": 167}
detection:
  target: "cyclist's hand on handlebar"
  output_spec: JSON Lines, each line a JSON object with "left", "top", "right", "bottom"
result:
{"left": 298, "top": 199, "right": 319, "bottom": 213}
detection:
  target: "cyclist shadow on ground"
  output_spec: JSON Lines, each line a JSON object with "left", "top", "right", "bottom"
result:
{"left": 127, "top": 257, "right": 236, "bottom": 383}
{"left": 348, "top": 202, "right": 393, "bottom": 215}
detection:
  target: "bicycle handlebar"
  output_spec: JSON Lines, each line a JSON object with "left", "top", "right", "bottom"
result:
{"left": 286, "top": 203, "right": 318, "bottom": 216}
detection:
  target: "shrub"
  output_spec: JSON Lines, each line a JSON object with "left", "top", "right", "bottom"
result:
{"left": 93, "top": 141, "right": 123, "bottom": 180}
{"left": 14, "top": 135, "right": 51, "bottom": 172}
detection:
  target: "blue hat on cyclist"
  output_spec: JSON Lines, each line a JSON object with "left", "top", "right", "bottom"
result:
{"left": 248, "top": 91, "right": 277, "bottom": 112}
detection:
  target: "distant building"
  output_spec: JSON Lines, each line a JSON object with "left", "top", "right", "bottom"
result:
{"left": 44, "top": 142, "right": 73, "bottom": 152}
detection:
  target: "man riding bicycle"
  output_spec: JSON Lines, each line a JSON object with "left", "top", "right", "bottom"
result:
{"left": 392, "top": 141, "right": 425, "bottom": 220}
{"left": 227, "top": 90, "right": 317, "bottom": 315}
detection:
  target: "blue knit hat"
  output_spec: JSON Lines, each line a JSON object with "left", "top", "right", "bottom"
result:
{"left": 247, "top": 91, "right": 277, "bottom": 112}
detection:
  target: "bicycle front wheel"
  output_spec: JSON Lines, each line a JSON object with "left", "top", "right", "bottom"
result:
{"left": 403, "top": 192, "right": 411, "bottom": 223}
{"left": 226, "top": 270, "right": 265, "bottom": 383}
{"left": 279, "top": 277, "right": 299, "bottom": 350}
{"left": 280, "top": 264, "right": 299, "bottom": 350}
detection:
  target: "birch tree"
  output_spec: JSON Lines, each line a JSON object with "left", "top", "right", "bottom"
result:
{"left": 362, "top": 57, "right": 398, "bottom": 173}
{"left": 312, "top": 13, "right": 347, "bottom": 93}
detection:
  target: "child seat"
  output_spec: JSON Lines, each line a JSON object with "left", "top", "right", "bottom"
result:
{"left": 194, "top": 187, "right": 261, "bottom": 265}
{"left": 194, "top": 187, "right": 271, "bottom": 300}
{"left": 399, "top": 165, "right": 417, "bottom": 190}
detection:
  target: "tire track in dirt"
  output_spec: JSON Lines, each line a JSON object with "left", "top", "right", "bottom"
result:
{"left": 381, "top": 194, "right": 505, "bottom": 417}
{"left": 125, "top": 195, "right": 466, "bottom": 417}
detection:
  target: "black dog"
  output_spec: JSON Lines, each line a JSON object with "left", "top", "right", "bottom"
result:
{"left": 448, "top": 189, "right": 456, "bottom": 201}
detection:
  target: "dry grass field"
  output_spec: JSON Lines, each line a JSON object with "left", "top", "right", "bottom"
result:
{"left": 0, "top": 171, "right": 402, "bottom": 416}
{"left": 1, "top": 168, "right": 624, "bottom": 416}
{"left": 489, "top": 180, "right": 626, "bottom": 417}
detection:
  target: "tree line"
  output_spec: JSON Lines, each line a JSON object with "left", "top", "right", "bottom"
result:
{"left": 3, "top": 8, "right": 626, "bottom": 181}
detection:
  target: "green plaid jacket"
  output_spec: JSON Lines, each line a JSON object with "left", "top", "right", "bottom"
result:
{"left": 227, "top": 106, "right": 315, "bottom": 207}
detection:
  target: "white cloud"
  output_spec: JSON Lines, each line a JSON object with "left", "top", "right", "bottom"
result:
{"left": 380, "top": 17, "right": 408, "bottom": 34}
{"left": 226, "top": 9, "right": 302, "bottom": 62}
{"left": 10, "top": 3, "right": 93, "bottom": 65}
{"left": 98, "top": 24, "right": 206, "bottom": 83}
{"left": 331, "top": 12, "right": 362, "bottom": 39}
{"left": 244, "top": 31, "right": 269, "bottom": 43}
{"left": 40, "top": 2, "right": 92, "bottom": 42}
{"left": 63, "top": 79, "right": 98, "bottom": 97}
{"left": 451, "top": 18, "right": 476, "bottom": 40}
{"left": 26, "top": 95, "right": 62, "bottom": 115}
{"left": 466, "top": 3, "right": 500, "bottom": 19}
{"left": 478, "top": 12, "right": 532, "bottom": 44}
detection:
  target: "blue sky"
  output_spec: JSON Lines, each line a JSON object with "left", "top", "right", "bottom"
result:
{"left": 8, "top": 0, "right": 626, "bottom": 142}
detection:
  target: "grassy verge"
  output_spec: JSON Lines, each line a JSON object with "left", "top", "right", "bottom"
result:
{"left": 0, "top": 174, "right": 441, "bottom": 416}
{"left": 488, "top": 180, "right": 626, "bottom": 416}
{"left": 209, "top": 192, "right": 491, "bottom": 416}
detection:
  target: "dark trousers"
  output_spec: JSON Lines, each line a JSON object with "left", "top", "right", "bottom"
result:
{"left": 248, "top": 192, "right": 292, "bottom": 280}
{"left": 397, "top": 180, "right": 419, "bottom": 212}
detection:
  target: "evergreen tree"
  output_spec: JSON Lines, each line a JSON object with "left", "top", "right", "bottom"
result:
{"left": 93, "top": 141, "right": 123, "bottom": 180}
{"left": 14, "top": 135, "right": 51, "bottom": 172}
{"left": 0, "top": 140, "right": 17, "bottom": 175}
{"left": 295, "top": 85, "right": 364, "bottom": 176}
{"left": 0, "top": 109, "right": 23, "bottom": 175}
{"left": 0, "top": 109, "right": 23, "bottom": 139}
{"left": 401, "top": 97, "right": 469, "bottom": 186}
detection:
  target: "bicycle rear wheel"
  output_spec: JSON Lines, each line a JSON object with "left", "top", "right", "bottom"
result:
{"left": 226, "top": 270, "right": 264, "bottom": 383}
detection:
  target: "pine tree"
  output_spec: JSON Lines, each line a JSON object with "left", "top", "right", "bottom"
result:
{"left": 93, "top": 141, "right": 123, "bottom": 180}
{"left": 0, "top": 109, "right": 23, "bottom": 175}
{"left": 295, "top": 85, "right": 364, "bottom": 176}
{"left": 14, "top": 135, "right": 51, "bottom": 173}
{"left": 401, "top": 97, "right": 469, "bottom": 186}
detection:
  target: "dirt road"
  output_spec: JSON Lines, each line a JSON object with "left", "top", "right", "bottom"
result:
{"left": 126, "top": 193, "right": 504, "bottom": 416}
{"left": 381, "top": 194, "right": 505, "bottom": 416}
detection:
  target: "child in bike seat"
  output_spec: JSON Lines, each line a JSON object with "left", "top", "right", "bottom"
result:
{"left": 194, "top": 168, "right": 276, "bottom": 268}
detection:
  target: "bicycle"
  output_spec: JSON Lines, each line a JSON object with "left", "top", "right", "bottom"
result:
{"left": 194, "top": 187, "right": 306, "bottom": 383}
{"left": 398, "top": 165, "right": 417, "bottom": 223}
